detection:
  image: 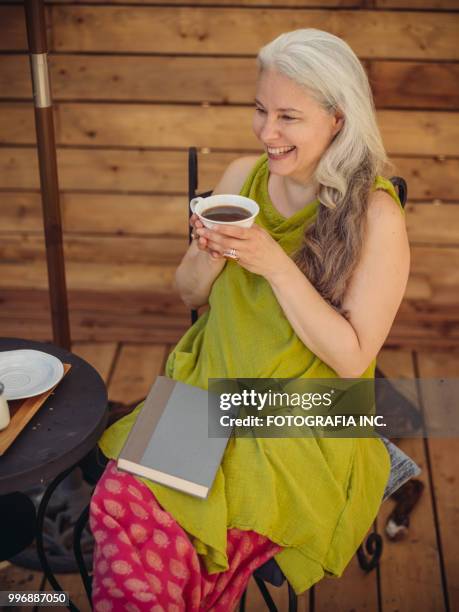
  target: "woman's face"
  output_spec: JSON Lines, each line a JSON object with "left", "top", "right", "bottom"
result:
{"left": 252, "top": 69, "right": 343, "bottom": 183}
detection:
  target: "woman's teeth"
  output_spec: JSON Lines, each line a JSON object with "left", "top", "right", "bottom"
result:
{"left": 267, "top": 146, "right": 296, "bottom": 158}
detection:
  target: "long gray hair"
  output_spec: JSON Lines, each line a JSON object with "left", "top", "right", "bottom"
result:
{"left": 257, "top": 29, "right": 390, "bottom": 318}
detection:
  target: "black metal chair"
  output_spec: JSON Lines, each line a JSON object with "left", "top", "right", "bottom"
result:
{"left": 187, "top": 147, "right": 409, "bottom": 611}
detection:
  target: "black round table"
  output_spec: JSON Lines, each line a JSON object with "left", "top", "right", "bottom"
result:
{"left": 0, "top": 338, "right": 108, "bottom": 610}
{"left": 0, "top": 337, "right": 108, "bottom": 494}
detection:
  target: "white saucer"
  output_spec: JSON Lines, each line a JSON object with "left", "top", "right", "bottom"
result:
{"left": 0, "top": 349, "right": 65, "bottom": 400}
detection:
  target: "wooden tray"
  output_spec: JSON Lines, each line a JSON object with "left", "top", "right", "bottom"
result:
{"left": 0, "top": 363, "right": 72, "bottom": 456}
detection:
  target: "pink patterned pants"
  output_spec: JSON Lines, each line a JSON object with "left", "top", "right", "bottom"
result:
{"left": 90, "top": 461, "right": 283, "bottom": 611}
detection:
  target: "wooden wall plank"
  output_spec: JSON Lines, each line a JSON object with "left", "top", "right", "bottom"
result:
{"left": 50, "top": 7, "right": 459, "bottom": 60}
{"left": 3, "top": 54, "right": 458, "bottom": 110}
{"left": 416, "top": 352, "right": 459, "bottom": 612}
{"left": 2, "top": 104, "right": 457, "bottom": 156}
{"left": 0, "top": 288, "right": 189, "bottom": 318}
{"left": 0, "top": 261, "right": 177, "bottom": 293}
{"left": 0, "top": 192, "right": 191, "bottom": 237}
{"left": 0, "top": 147, "right": 199, "bottom": 193}
{"left": 4, "top": 191, "right": 459, "bottom": 245}
{"left": 376, "top": 349, "right": 445, "bottom": 612}
{"left": 376, "top": 0, "right": 459, "bottom": 8}
{"left": 391, "top": 303, "right": 459, "bottom": 347}
{"left": 64, "top": 194, "right": 189, "bottom": 237}
{"left": 410, "top": 247, "right": 459, "bottom": 306}
{"left": 1, "top": 192, "right": 44, "bottom": 231}
{"left": 52, "top": 0, "right": 362, "bottom": 6}
{"left": 405, "top": 203, "right": 459, "bottom": 244}
{"left": 0, "top": 6, "right": 28, "bottom": 51}
{"left": 62, "top": 197, "right": 189, "bottom": 243}
{"left": 1, "top": 149, "right": 458, "bottom": 201}
{"left": 0, "top": 147, "right": 229, "bottom": 197}
{"left": 390, "top": 157, "right": 459, "bottom": 201}
{"left": 377, "top": 110, "right": 459, "bottom": 156}
{"left": 57, "top": 103, "right": 256, "bottom": 149}
{"left": 0, "top": 233, "right": 187, "bottom": 264}
{"left": 0, "top": 103, "right": 36, "bottom": 145}
{"left": 369, "top": 61, "right": 459, "bottom": 110}
{"left": 57, "top": 0, "right": 454, "bottom": 6}
{"left": 387, "top": 329, "right": 459, "bottom": 351}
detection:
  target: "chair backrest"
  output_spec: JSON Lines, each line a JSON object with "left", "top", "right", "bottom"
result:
{"left": 187, "top": 147, "right": 408, "bottom": 324}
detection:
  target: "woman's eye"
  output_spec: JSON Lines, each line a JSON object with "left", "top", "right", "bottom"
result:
{"left": 282, "top": 115, "right": 296, "bottom": 121}
{"left": 255, "top": 107, "right": 266, "bottom": 114}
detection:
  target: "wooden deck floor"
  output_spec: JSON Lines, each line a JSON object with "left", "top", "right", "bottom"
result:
{"left": 1, "top": 343, "right": 457, "bottom": 612}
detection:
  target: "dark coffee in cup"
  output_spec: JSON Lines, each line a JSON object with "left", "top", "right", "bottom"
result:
{"left": 201, "top": 205, "right": 252, "bottom": 223}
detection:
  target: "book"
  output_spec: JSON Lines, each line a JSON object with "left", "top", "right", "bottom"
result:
{"left": 117, "top": 376, "right": 233, "bottom": 498}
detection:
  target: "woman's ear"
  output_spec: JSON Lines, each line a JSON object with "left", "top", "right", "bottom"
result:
{"left": 332, "top": 112, "right": 344, "bottom": 136}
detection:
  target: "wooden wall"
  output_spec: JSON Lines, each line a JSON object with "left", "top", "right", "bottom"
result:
{"left": 0, "top": 0, "right": 458, "bottom": 348}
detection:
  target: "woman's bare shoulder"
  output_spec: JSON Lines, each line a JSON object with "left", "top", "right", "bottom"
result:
{"left": 367, "top": 188, "right": 404, "bottom": 223}
{"left": 213, "top": 155, "right": 261, "bottom": 195}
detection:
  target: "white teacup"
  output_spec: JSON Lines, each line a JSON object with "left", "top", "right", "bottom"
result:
{"left": 190, "top": 194, "right": 259, "bottom": 229}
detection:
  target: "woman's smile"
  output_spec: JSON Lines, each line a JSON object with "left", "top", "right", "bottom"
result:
{"left": 266, "top": 145, "right": 297, "bottom": 160}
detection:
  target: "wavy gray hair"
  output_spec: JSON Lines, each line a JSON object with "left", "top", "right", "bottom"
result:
{"left": 257, "top": 29, "right": 391, "bottom": 318}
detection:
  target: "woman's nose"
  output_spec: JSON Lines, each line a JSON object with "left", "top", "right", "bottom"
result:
{"left": 259, "top": 116, "right": 280, "bottom": 142}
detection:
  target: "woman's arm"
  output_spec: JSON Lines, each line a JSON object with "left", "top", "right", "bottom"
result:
{"left": 175, "top": 155, "right": 259, "bottom": 309}
{"left": 175, "top": 242, "right": 226, "bottom": 309}
{"left": 267, "top": 190, "right": 410, "bottom": 377}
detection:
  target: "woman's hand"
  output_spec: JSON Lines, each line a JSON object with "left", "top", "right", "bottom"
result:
{"left": 195, "top": 223, "right": 290, "bottom": 278}
{"left": 190, "top": 214, "right": 224, "bottom": 260}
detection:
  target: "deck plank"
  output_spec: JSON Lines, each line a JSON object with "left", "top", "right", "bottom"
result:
{"left": 416, "top": 351, "right": 459, "bottom": 612}
{"left": 314, "top": 544, "right": 379, "bottom": 611}
{"left": 71, "top": 342, "right": 118, "bottom": 384}
{"left": 376, "top": 349, "right": 446, "bottom": 611}
{"left": 0, "top": 562, "right": 44, "bottom": 611}
{"left": 107, "top": 343, "right": 169, "bottom": 403}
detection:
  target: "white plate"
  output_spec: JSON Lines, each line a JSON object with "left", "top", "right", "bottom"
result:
{"left": 0, "top": 349, "right": 64, "bottom": 400}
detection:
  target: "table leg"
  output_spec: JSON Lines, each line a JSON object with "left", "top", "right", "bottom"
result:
{"left": 36, "top": 463, "right": 80, "bottom": 612}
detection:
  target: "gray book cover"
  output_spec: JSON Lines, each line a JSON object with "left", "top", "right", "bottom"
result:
{"left": 118, "top": 376, "right": 233, "bottom": 498}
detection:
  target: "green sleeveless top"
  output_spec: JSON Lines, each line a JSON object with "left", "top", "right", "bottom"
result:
{"left": 99, "top": 154, "right": 403, "bottom": 594}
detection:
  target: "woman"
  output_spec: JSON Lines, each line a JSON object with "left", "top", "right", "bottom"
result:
{"left": 91, "top": 28, "right": 410, "bottom": 611}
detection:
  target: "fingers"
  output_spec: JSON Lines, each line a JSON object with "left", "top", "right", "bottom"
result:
{"left": 210, "top": 224, "right": 249, "bottom": 239}
{"left": 198, "top": 230, "right": 231, "bottom": 253}
{"left": 205, "top": 238, "right": 223, "bottom": 252}
{"left": 196, "top": 237, "right": 208, "bottom": 250}
{"left": 190, "top": 214, "right": 203, "bottom": 228}
{"left": 192, "top": 226, "right": 241, "bottom": 259}
{"left": 210, "top": 250, "right": 224, "bottom": 259}
{"left": 190, "top": 215, "right": 205, "bottom": 241}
